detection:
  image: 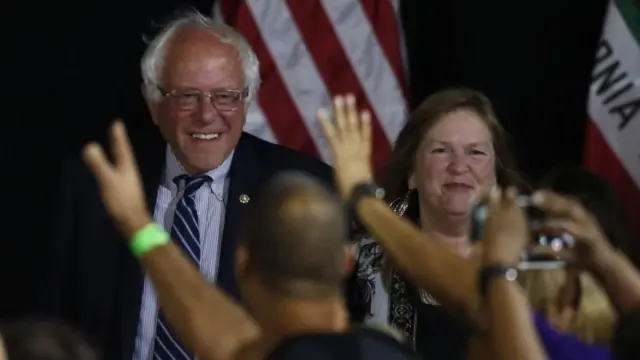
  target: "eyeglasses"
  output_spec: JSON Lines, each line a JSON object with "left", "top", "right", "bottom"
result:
{"left": 157, "top": 85, "right": 249, "bottom": 111}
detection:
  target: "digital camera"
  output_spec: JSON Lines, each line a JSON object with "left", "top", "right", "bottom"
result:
{"left": 470, "top": 194, "right": 574, "bottom": 270}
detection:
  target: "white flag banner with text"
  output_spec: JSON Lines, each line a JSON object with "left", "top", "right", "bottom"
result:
{"left": 585, "top": 0, "right": 640, "bottom": 237}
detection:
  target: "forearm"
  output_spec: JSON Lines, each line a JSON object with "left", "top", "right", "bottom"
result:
{"left": 355, "top": 198, "right": 480, "bottom": 316}
{"left": 486, "top": 280, "right": 547, "bottom": 360}
{"left": 129, "top": 219, "right": 259, "bottom": 360}
{"left": 592, "top": 249, "right": 640, "bottom": 313}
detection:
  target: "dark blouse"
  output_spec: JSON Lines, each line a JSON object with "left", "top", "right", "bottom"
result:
{"left": 414, "top": 301, "right": 472, "bottom": 360}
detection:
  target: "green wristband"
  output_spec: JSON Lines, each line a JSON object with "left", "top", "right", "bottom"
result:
{"left": 129, "top": 223, "right": 170, "bottom": 258}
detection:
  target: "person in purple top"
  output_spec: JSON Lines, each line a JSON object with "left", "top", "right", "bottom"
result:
{"left": 534, "top": 311, "right": 611, "bottom": 360}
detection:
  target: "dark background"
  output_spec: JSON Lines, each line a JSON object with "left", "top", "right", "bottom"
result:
{"left": 1, "top": 0, "right": 608, "bottom": 317}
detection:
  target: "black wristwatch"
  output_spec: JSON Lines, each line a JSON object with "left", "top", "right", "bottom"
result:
{"left": 348, "top": 181, "right": 386, "bottom": 208}
{"left": 478, "top": 264, "right": 518, "bottom": 297}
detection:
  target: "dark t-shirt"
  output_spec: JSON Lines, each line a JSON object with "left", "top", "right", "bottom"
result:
{"left": 266, "top": 328, "right": 418, "bottom": 360}
{"left": 414, "top": 302, "right": 472, "bottom": 360}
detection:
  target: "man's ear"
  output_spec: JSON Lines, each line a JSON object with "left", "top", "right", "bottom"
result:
{"left": 342, "top": 244, "right": 356, "bottom": 276}
{"left": 141, "top": 83, "right": 159, "bottom": 125}
{"left": 141, "top": 82, "right": 150, "bottom": 104}
{"left": 235, "top": 245, "right": 250, "bottom": 279}
{"left": 0, "top": 336, "right": 7, "bottom": 360}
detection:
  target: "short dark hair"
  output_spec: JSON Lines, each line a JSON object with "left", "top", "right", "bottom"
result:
{"left": 242, "top": 171, "right": 348, "bottom": 298}
{"left": 538, "top": 166, "right": 631, "bottom": 253}
{"left": 0, "top": 319, "right": 97, "bottom": 360}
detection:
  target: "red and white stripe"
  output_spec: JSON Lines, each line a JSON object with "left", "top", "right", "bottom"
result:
{"left": 585, "top": 0, "right": 640, "bottom": 241}
{"left": 214, "top": 0, "right": 408, "bottom": 172}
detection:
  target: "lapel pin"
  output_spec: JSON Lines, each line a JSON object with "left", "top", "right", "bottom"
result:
{"left": 239, "top": 194, "right": 250, "bottom": 204}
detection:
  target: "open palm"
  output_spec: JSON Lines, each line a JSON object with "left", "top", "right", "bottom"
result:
{"left": 318, "top": 94, "right": 375, "bottom": 200}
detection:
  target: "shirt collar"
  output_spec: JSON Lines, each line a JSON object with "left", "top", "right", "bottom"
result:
{"left": 163, "top": 145, "right": 234, "bottom": 195}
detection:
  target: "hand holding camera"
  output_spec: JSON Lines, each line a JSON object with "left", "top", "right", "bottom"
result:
{"left": 472, "top": 188, "right": 616, "bottom": 270}
{"left": 480, "top": 186, "right": 529, "bottom": 266}
{"left": 529, "top": 190, "right": 617, "bottom": 270}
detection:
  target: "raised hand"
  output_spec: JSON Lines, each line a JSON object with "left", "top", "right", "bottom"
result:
{"left": 482, "top": 186, "right": 529, "bottom": 265}
{"left": 531, "top": 190, "right": 614, "bottom": 269}
{"left": 82, "top": 120, "right": 151, "bottom": 237}
{"left": 318, "top": 94, "right": 374, "bottom": 200}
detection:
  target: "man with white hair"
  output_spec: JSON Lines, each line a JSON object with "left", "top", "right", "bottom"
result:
{"left": 40, "top": 9, "right": 333, "bottom": 360}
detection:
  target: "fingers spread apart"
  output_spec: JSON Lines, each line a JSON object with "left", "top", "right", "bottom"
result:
{"left": 318, "top": 94, "right": 371, "bottom": 143}
{"left": 82, "top": 120, "right": 137, "bottom": 186}
{"left": 83, "top": 142, "right": 112, "bottom": 186}
{"left": 110, "top": 120, "right": 135, "bottom": 168}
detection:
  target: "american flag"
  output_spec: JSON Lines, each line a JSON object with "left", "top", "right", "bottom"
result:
{"left": 213, "top": 0, "right": 408, "bottom": 172}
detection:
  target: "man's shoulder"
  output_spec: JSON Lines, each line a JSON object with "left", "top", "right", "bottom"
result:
{"left": 239, "top": 132, "right": 333, "bottom": 181}
{"left": 51, "top": 154, "right": 109, "bottom": 217}
{"left": 265, "top": 329, "right": 417, "bottom": 360}
{"left": 56, "top": 154, "right": 95, "bottom": 189}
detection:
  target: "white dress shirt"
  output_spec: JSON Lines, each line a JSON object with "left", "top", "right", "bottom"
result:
{"left": 133, "top": 147, "right": 234, "bottom": 360}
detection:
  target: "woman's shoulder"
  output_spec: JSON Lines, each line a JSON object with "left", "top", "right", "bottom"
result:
{"left": 353, "top": 234, "right": 385, "bottom": 275}
{"left": 533, "top": 312, "right": 611, "bottom": 360}
{"left": 353, "top": 232, "right": 382, "bottom": 255}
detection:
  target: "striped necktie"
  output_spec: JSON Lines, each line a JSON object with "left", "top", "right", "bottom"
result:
{"left": 153, "top": 174, "right": 210, "bottom": 360}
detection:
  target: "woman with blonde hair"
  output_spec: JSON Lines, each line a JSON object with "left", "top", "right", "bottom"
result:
{"left": 519, "top": 166, "right": 632, "bottom": 346}
{"left": 520, "top": 268, "right": 615, "bottom": 345}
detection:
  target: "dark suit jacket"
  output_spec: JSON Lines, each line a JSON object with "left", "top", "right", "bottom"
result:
{"left": 40, "top": 132, "right": 338, "bottom": 360}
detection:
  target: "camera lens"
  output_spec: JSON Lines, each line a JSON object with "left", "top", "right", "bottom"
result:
{"left": 470, "top": 203, "right": 488, "bottom": 242}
